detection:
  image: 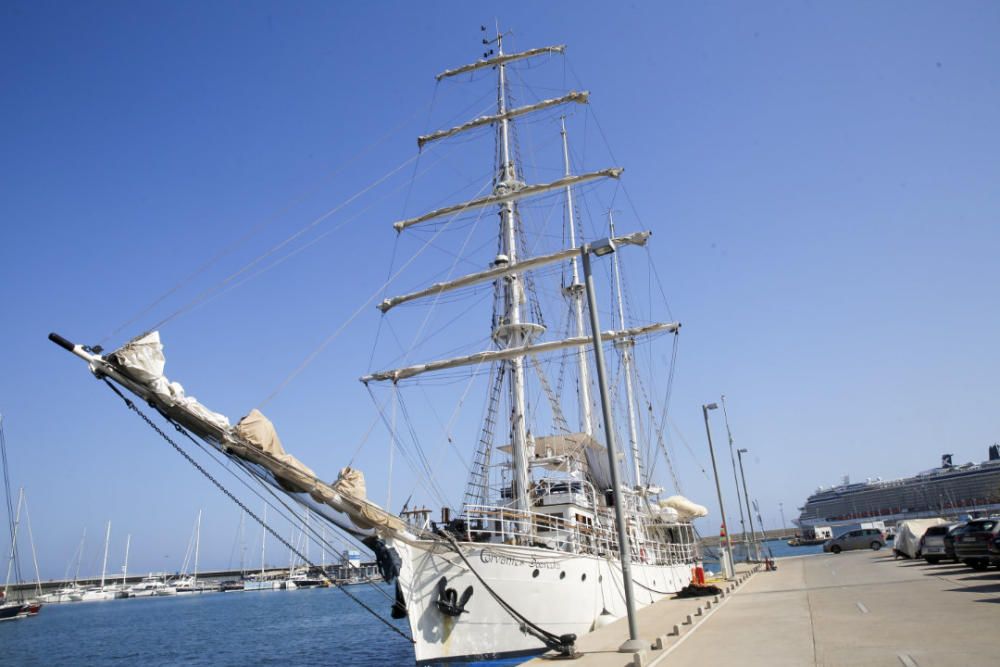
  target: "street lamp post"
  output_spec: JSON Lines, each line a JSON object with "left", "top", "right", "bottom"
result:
{"left": 581, "top": 240, "right": 646, "bottom": 654}
{"left": 702, "top": 403, "right": 735, "bottom": 579}
{"left": 779, "top": 502, "right": 787, "bottom": 536}
{"left": 736, "top": 448, "right": 760, "bottom": 561}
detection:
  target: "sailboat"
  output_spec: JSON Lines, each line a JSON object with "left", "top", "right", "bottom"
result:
{"left": 174, "top": 510, "right": 218, "bottom": 593}
{"left": 243, "top": 505, "right": 281, "bottom": 592}
{"left": 77, "top": 520, "right": 116, "bottom": 601}
{"left": 1, "top": 417, "right": 42, "bottom": 620}
{"left": 50, "top": 29, "right": 706, "bottom": 664}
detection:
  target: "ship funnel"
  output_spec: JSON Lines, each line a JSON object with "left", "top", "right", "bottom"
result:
{"left": 989, "top": 444, "right": 1000, "bottom": 461}
{"left": 941, "top": 454, "right": 953, "bottom": 468}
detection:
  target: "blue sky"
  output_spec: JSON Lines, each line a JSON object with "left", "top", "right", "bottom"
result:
{"left": 2, "top": 1, "right": 999, "bottom": 579}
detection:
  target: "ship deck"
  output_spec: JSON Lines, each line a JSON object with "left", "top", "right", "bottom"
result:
{"left": 526, "top": 551, "right": 1000, "bottom": 666}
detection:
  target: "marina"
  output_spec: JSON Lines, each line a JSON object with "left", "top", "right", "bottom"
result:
{"left": 4, "top": 4, "right": 999, "bottom": 666}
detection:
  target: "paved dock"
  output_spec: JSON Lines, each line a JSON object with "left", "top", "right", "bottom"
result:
{"left": 527, "top": 552, "right": 1000, "bottom": 666}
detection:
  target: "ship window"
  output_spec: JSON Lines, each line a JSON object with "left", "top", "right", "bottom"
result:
{"left": 532, "top": 569, "right": 539, "bottom": 578}
{"left": 559, "top": 571, "right": 566, "bottom": 580}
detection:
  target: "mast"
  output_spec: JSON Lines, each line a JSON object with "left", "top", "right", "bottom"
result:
{"left": 721, "top": 395, "right": 748, "bottom": 552}
{"left": 561, "top": 117, "right": 593, "bottom": 436}
{"left": 74, "top": 528, "right": 86, "bottom": 585}
{"left": 99, "top": 520, "right": 111, "bottom": 590}
{"left": 122, "top": 534, "right": 130, "bottom": 589}
{"left": 609, "top": 211, "right": 642, "bottom": 488}
{"left": 194, "top": 509, "right": 201, "bottom": 584}
{"left": 260, "top": 504, "right": 267, "bottom": 577}
{"left": 3, "top": 488, "right": 24, "bottom": 599}
{"left": 239, "top": 511, "right": 246, "bottom": 577}
{"left": 494, "top": 29, "right": 533, "bottom": 520}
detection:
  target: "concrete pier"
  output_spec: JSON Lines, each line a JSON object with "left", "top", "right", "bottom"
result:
{"left": 526, "top": 551, "right": 1000, "bottom": 666}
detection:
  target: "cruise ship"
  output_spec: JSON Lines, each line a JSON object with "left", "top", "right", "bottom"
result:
{"left": 797, "top": 445, "right": 1000, "bottom": 528}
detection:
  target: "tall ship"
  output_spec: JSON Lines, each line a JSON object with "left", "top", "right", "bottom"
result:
{"left": 51, "top": 28, "right": 703, "bottom": 665}
{"left": 797, "top": 446, "right": 1000, "bottom": 529}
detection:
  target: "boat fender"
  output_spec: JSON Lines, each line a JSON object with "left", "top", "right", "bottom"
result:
{"left": 391, "top": 581, "right": 408, "bottom": 619}
{"left": 372, "top": 538, "right": 402, "bottom": 583}
{"left": 434, "top": 576, "right": 473, "bottom": 617}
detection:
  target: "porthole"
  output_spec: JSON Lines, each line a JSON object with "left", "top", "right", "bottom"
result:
{"left": 598, "top": 574, "right": 603, "bottom": 582}
{"left": 559, "top": 571, "right": 566, "bottom": 580}
{"left": 532, "top": 569, "right": 539, "bottom": 578}
{"left": 581, "top": 573, "right": 587, "bottom": 582}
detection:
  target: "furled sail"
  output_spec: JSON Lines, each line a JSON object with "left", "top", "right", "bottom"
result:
{"left": 435, "top": 45, "right": 565, "bottom": 81}
{"left": 378, "top": 231, "right": 652, "bottom": 313}
{"left": 392, "top": 168, "right": 623, "bottom": 232}
{"left": 361, "top": 321, "right": 679, "bottom": 383}
{"left": 418, "top": 91, "right": 588, "bottom": 148}
{"left": 51, "top": 331, "right": 408, "bottom": 538}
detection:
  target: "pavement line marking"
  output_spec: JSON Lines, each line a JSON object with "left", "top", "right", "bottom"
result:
{"left": 855, "top": 601, "right": 869, "bottom": 614}
{"left": 646, "top": 570, "right": 755, "bottom": 667}
{"left": 897, "top": 653, "right": 918, "bottom": 667}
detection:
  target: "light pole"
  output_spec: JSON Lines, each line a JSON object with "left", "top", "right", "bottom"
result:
{"left": 779, "top": 502, "right": 787, "bottom": 536}
{"left": 736, "top": 448, "right": 760, "bottom": 561}
{"left": 720, "top": 395, "right": 749, "bottom": 560}
{"left": 581, "top": 239, "right": 646, "bottom": 654}
{"left": 702, "top": 402, "right": 735, "bottom": 579}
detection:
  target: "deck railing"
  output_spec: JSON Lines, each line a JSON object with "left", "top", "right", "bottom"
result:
{"left": 459, "top": 504, "right": 698, "bottom": 566}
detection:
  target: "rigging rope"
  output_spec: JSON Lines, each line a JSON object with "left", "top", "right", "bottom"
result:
{"left": 100, "top": 107, "right": 431, "bottom": 348}
{"left": 101, "top": 380, "right": 413, "bottom": 644}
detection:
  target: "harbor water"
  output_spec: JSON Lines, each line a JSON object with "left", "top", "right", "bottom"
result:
{"left": 4, "top": 541, "right": 816, "bottom": 666}
{"left": 4, "top": 585, "right": 415, "bottom": 666}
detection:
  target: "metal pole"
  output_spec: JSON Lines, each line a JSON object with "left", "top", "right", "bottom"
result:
{"left": 720, "top": 396, "right": 748, "bottom": 559}
{"left": 702, "top": 404, "right": 735, "bottom": 579}
{"left": 736, "top": 449, "right": 760, "bottom": 561}
{"left": 779, "top": 502, "right": 787, "bottom": 536}
{"left": 581, "top": 246, "right": 645, "bottom": 653}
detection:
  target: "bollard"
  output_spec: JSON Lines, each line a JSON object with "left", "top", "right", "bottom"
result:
{"left": 695, "top": 606, "right": 704, "bottom": 616}
{"left": 671, "top": 624, "right": 681, "bottom": 636}
{"left": 684, "top": 614, "right": 693, "bottom": 625}
{"left": 653, "top": 636, "right": 666, "bottom": 650}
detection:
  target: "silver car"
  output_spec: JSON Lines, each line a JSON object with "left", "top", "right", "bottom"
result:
{"left": 823, "top": 528, "right": 886, "bottom": 554}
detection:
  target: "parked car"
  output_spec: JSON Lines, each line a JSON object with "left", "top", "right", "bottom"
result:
{"left": 988, "top": 533, "right": 1000, "bottom": 568}
{"left": 943, "top": 522, "right": 968, "bottom": 562}
{"left": 921, "top": 523, "right": 959, "bottom": 564}
{"left": 823, "top": 528, "right": 886, "bottom": 554}
{"left": 952, "top": 518, "right": 1000, "bottom": 571}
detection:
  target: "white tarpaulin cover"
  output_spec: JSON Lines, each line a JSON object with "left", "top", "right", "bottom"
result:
{"left": 111, "top": 331, "right": 165, "bottom": 384}
{"left": 660, "top": 496, "right": 709, "bottom": 521}
{"left": 112, "top": 332, "right": 230, "bottom": 432}
{"left": 895, "top": 518, "right": 947, "bottom": 558}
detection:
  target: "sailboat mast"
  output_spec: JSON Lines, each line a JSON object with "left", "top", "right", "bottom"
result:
{"left": 260, "top": 504, "right": 267, "bottom": 577}
{"left": 495, "top": 30, "right": 532, "bottom": 518}
{"left": 122, "top": 534, "right": 130, "bottom": 588}
{"left": 561, "top": 117, "right": 593, "bottom": 436}
{"left": 608, "top": 211, "right": 643, "bottom": 488}
{"left": 99, "top": 520, "right": 111, "bottom": 590}
{"left": 194, "top": 509, "right": 201, "bottom": 583}
{"left": 3, "top": 488, "right": 24, "bottom": 598}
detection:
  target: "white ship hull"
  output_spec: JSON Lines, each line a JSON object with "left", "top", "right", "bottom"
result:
{"left": 395, "top": 538, "right": 693, "bottom": 665}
